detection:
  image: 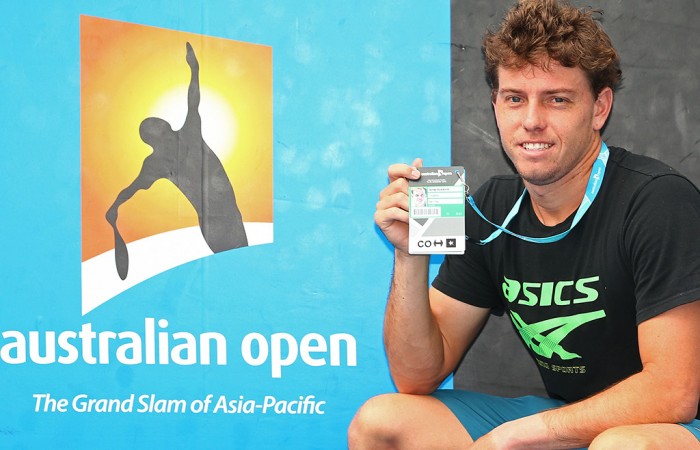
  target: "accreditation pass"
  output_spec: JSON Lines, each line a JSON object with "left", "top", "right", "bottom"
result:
{"left": 408, "top": 166, "right": 466, "bottom": 255}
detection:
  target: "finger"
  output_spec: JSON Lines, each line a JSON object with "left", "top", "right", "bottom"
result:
{"left": 379, "top": 176, "right": 410, "bottom": 200}
{"left": 376, "top": 190, "right": 410, "bottom": 215}
{"left": 388, "top": 162, "right": 421, "bottom": 182}
{"left": 374, "top": 204, "right": 410, "bottom": 229}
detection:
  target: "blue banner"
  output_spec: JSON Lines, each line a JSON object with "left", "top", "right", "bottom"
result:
{"left": 0, "top": 1, "right": 450, "bottom": 448}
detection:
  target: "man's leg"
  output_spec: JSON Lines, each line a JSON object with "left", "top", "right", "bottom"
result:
{"left": 589, "top": 423, "right": 700, "bottom": 449}
{"left": 348, "top": 393, "right": 472, "bottom": 449}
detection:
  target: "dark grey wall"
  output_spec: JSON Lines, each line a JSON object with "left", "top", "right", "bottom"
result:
{"left": 450, "top": 0, "right": 700, "bottom": 396}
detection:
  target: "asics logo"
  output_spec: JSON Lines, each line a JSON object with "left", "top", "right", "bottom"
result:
{"left": 502, "top": 276, "right": 599, "bottom": 307}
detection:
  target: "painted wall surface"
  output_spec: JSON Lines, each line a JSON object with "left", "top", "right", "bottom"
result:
{"left": 0, "top": 2, "right": 450, "bottom": 448}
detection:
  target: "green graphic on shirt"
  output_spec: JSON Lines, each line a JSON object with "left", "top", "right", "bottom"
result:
{"left": 510, "top": 310, "right": 606, "bottom": 360}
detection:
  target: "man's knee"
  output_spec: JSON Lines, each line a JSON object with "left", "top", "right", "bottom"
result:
{"left": 348, "top": 392, "right": 471, "bottom": 450}
{"left": 589, "top": 426, "right": 648, "bottom": 450}
{"left": 589, "top": 424, "right": 697, "bottom": 450}
{"left": 348, "top": 393, "right": 406, "bottom": 449}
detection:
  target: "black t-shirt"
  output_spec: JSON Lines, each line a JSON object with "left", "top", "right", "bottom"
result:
{"left": 433, "top": 146, "right": 700, "bottom": 417}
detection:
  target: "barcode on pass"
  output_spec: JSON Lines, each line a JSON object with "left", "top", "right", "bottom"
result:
{"left": 413, "top": 207, "right": 440, "bottom": 217}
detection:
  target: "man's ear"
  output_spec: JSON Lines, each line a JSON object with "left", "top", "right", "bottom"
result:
{"left": 593, "top": 87, "right": 613, "bottom": 131}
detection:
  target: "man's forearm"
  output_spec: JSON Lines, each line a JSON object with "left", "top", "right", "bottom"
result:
{"left": 383, "top": 250, "right": 447, "bottom": 393}
{"left": 479, "top": 368, "right": 697, "bottom": 449}
{"left": 549, "top": 370, "right": 695, "bottom": 444}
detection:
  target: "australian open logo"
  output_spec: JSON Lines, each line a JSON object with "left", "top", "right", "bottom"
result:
{"left": 80, "top": 16, "right": 273, "bottom": 315}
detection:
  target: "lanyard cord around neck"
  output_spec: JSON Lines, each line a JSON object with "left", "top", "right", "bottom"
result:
{"left": 464, "top": 142, "right": 610, "bottom": 245}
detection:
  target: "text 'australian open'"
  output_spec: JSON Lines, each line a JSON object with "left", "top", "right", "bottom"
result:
{"left": 0, "top": 318, "right": 357, "bottom": 377}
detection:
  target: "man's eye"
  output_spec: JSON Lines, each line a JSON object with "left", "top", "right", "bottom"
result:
{"left": 552, "top": 97, "right": 567, "bottom": 103}
{"left": 507, "top": 96, "right": 522, "bottom": 103}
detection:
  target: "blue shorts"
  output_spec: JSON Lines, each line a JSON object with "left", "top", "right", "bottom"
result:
{"left": 685, "top": 421, "right": 700, "bottom": 440}
{"left": 432, "top": 389, "right": 700, "bottom": 446}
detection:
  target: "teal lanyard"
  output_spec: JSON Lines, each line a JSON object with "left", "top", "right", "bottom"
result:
{"left": 465, "top": 142, "right": 609, "bottom": 245}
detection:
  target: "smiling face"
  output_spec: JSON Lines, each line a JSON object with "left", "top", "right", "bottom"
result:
{"left": 493, "top": 60, "right": 613, "bottom": 188}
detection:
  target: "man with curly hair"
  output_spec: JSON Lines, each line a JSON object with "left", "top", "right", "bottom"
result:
{"left": 349, "top": 0, "right": 700, "bottom": 448}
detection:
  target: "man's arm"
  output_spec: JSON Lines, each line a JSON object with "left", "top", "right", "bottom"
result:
{"left": 105, "top": 155, "right": 161, "bottom": 280}
{"left": 473, "top": 300, "right": 700, "bottom": 449}
{"left": 375, "top": 160, "right": 490, "bottom": 394}
{"left": 185, "top": 42, "right": 201, "bottom": 126}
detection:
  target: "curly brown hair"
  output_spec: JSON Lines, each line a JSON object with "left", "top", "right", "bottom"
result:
{"left": 483, "top": 0, "right": 622, "bottom": 95}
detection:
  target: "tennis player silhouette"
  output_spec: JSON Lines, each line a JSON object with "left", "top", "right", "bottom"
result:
{"left": 106, "top": 42, "right": 248, "bottom": 280}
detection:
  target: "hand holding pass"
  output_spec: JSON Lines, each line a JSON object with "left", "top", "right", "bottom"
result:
{"left": 374, "top": 158, "right": 423, "bottom": 254}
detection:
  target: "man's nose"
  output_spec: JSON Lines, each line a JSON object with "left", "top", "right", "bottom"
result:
{"left": 522, "top": 102, "right": 546, "bottom": 131}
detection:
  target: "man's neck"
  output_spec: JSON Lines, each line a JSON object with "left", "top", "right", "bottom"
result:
{"left": 525, "top": 141, "right": 602, "bottom": 227}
